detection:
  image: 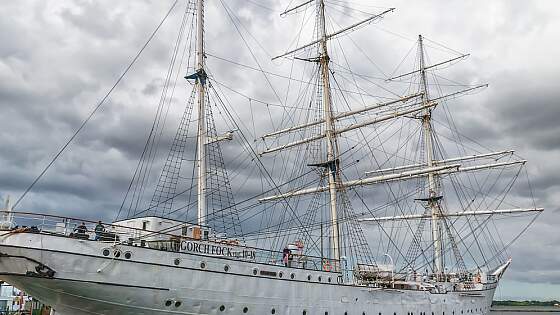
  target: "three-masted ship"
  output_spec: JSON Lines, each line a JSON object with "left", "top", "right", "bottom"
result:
{"left": 0, "top": 1, "right": 542, "bottom": 314}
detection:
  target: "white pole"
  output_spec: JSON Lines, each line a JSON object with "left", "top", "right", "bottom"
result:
{"left": 5, "top": 195, "right": 12, "bottom": 224}
{"left": 196, "top": 0, "right": 207, "bottom": 227}
{"left": 318, "top": 0, "right": 341, "bottom": 266}
{"left": 383, "top": 253, "right": 394, "bottom": 288}
{"left": 419, "top": 34, "right": 443, "bottom": 275}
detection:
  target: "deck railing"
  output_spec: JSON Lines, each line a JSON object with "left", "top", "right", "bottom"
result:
{"left": 0, "top": 210, "right": 496, "bottom": 289}
{"left": 0, "top": 211, "right": 339, "bottom": 273}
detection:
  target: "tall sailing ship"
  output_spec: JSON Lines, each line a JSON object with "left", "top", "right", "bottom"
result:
{"left": 0, "top": 1, "right": 543, "bottom": 314}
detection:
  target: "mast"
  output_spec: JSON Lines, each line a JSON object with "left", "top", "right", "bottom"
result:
{"left": 196, "top": 0, "right": 207, "bottom": 226}
{"left": 318, "top": 0, "right": 341, "bottom": 264}
{"left": 419, "top": 34, "right": 443, "bottom": 274}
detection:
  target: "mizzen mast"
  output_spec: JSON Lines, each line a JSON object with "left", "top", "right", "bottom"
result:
{"left": 318, "top": 0, "right": 341, "bottom": 264}
{"left": 418, "top": 34, "right": 443, "bottom": 274}
{"left": 196, "top": 0, "right": 207, "bottom": 226}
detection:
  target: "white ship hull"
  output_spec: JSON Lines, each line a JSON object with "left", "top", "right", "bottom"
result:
{"left": 0, "top": 232, "right": 497, "bottom": 315}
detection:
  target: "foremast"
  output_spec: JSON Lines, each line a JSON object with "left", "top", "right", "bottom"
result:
{"left": 196, "top": 0, "right": 207, "bottom": 226}
{"left": 317, "top": 0, "right": 342, "bottom": 266}
{"left": 418, "top": 35, "right": 444, "bottom": 274}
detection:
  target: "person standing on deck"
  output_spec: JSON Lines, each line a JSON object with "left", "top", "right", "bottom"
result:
{"left": 94, "top": 221, "right": 105, "bottom": 240}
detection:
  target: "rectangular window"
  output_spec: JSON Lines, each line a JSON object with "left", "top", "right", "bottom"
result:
{"left": 259, "top": 270, "right": 277, "bottom": 277}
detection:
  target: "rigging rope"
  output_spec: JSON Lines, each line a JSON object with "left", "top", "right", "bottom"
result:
{"left": 14, "top": 0, "right": 180, "bottom": 210}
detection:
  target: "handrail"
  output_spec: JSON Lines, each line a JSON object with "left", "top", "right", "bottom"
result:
{"left": 0, "top": 211, "right": 496, "bottom": 286}
{"left": 0, "top": 210, "right": 340, "bottom": 271}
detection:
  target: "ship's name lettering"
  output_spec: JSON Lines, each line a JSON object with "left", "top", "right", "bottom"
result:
{"left": 180, "top": 241, "right": 256, "bottom": 260}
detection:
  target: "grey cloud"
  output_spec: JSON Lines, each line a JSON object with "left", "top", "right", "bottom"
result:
{"left": 59, "top": 1, "right": 127, "bottom": 39}
{"left": 0, "top": 0, "right": 559, "bottom": 300}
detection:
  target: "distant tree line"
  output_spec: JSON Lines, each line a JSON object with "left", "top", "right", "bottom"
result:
{"left": 492, "top": 300, "right": 560, "bottom": 307}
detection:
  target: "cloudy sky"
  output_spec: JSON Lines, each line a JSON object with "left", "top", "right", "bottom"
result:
{"left": 1, "top": 0, "right": 559, "bottom": 300}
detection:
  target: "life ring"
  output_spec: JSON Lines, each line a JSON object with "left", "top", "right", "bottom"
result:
{"left": 323, "top": 261, "right": 331, "bottom": 272}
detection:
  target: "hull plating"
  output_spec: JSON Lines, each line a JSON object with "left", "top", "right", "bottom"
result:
{"left": 0, "top": 232, "right": 496, "bottom": 315}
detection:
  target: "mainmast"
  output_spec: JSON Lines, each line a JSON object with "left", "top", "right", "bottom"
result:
{"left": 265, "top": 3, "right": 395, "bottom": 264}
{"left": 196, "top": 0, "right": 207, "bottom": 226}
{"left": 418, "top": 34, "right": 443, "bottom": 274}
{"left": 318, "top": 0, "right": 341, "bottom": 263}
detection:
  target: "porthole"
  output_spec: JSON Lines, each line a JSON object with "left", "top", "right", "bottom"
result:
{"left": 253, "top": 268, "right": 258, "bottom": 275}
{"left": 318, "top": 276, "right": 322, "bottom": 282}
{"left": 124, "top": 252, "right": 132, "bottom": 259}
{"left": 219, "top": 305, "right": 226, "bottom": 312}
{"left": 102, "top": 249, "right": 110, "bottom": 256}
{"left": 307, "top": 275, "right": 312, "bottom": 281}
{"left": 174, "top": 258, "right": 181, "bottom": 266}
{"left": 175, "top": 301, "right": 182, "bottom": 307}
{"left": 328, "top": 277, "right": 332, "bottom": 283}
{"left": 345, "top": 312, "right": 348, "bottom": 315}
{"left": 272, "top": 309, "right": 276, "bottom": 314}
{"left": 114, "top": 250, "right": 121, "bottom": 258}
{"left": 243, "top": 307, "right": 249, "bottom": 313}
{"left": 200, "top": 261, "right": 206, "bottom": 269}
{"left": 279, "top": 271, "right": 283, "bottom": 278}
{"left": 303, "top": 311, "right": 307, "bottom": 315}
{"left": 363, "top": 312, "right": 366, "bottom": 315}
{"left": 290, "top": 273, "right": 295, "bottom": 279}
{"left": 224, "top": 265, "right": 230, "bottom": 272}
{"left": 165, "top": 300, "right": 172, "bottom": 307}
